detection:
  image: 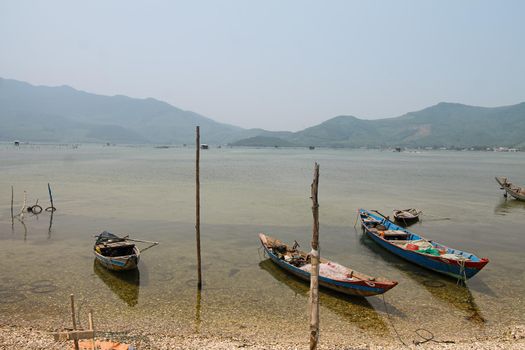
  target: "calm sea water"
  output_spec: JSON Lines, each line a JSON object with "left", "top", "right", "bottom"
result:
{"left": 0, "top": 144, "right": 524, "bottom": 346}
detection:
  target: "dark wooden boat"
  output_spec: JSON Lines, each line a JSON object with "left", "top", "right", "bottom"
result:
{"left": 94, "top": 231, "right": 140, "bottom": 271}
{"left": 259, "top": 233, "right": 398, "bottom": 296}
{"left": 495, "top": 177, "right": 525, "bottom": 201}
{"left": 393, "top": 208, "right": 421, "bottom": 225}
{"left": 359, "top": 209, "right": 489, "bottom": 280}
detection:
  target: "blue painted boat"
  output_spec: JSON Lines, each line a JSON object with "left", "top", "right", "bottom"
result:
{"left": 358, "top": 209, "right": 489, "bottom": 280}
{"left": 94, "top": 231, "right": 140, "bottom": 271}
{"left": 259, "top": 233, "right": 398, "bottom": 297}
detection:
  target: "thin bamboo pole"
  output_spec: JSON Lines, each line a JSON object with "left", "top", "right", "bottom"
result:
{"left": 48, "top": 183, "right": 55, "bottom": 211}
{"left": 125, "top": 238, "right": 159, "bottom": 245}
{"left": 196, "top": 126, "right": 202, "bottom": 290}
{"left": 11, "top": 186, "right": 14, "bottom": 227}
{"left": 20, "top": 191, "right": 27, "bottom": 220}
{"left": 309, "top": 163, "right": 320, "bottom": 350}
{"left": 70, "top": 294, "right": 79, "bottom": 350}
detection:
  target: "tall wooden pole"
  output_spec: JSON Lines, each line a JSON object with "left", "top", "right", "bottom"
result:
{"left": 309, "top": 163, "right": 320, "bottom": 350}
{"left": 196, "top": 126, "right": 202, "bottom": 290}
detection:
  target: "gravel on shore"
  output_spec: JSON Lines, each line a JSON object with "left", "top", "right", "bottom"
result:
{"left": 0, "top": 324, "right": 524, "bottom": 350}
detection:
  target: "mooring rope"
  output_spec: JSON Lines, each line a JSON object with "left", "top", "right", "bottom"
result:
{"left": 381, "top": 294, "right": 409, "bottom": 347}
{"left": 457, "top": 258, "right": 467, "bottom": 286}
{"left": 381, "top": 294, "right": 455, "bottom": 347}
{"left": 257, "top": 245, "right": 268, "bottom": 260}
{"left": 413, "top": 328, "right": 455, "bottom": 346}
{"left": 353, "top": 210, "right": 360, "bottom": 228}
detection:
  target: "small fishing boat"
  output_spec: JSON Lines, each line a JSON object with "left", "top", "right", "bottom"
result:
{"left": 259, "top": 233, "right": 398, "bottom": 296}
{"left": 93, "top": 231, "right": 158, "bottom": 271}
{"left": 359, "top": 209, "right": 489, "bottom": 280}
{"left": 393, "top": 208, "right": 421, "bottom": 225}
{"left": 495, "top": 177, "right": 525, "bottom": 201}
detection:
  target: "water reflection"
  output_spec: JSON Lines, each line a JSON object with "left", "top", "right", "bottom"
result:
{"left": 195, "top": 288, "right": 202, "bottom": 333}
{"left": 93, "top": 260, "right": 140, "bottom": 307}
{"left": 258, "top": 259, "right": 389, "bottom": 334}
{"left": 494, "top": 198, "right": 525, "bottom": 215}
{"left": 15, "top": 218, "right": 28, "bottom": 241}
{"left": 47, "top": 211, "right": 54, "bottom": 239}
{"left": 358, "top": 232, "right": 485, "bottom": 323}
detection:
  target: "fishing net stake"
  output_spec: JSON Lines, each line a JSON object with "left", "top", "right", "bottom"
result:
{"left": 11, "top": 185, "right": 14, "bottom": 227}
{"left": 195, "top": 126, "right": 202, "bottom": 290}
{"left": 46, "top": 183, "right": 56, "bottom": 212}
{"left": 309, "top": 162, "right": 320, "bottom": 350}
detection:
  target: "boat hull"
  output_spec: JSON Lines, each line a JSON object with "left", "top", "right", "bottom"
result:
{"left": 359, "top": 209, "right": 488, "bottom": 280}
{"left": 394, "top": 215, "right": 419, "bottom": 226}
{"left": 93, "top": 247, "right": 140, "bottom": 271}
{"left": 260, "top": 235, "right": 396, "bottom": 297}
{"left": 505, "top": 189, "right": 525, "bottom": 201}
{"left": 365, "top": 229, "right": 485, "bottom": 279}
{"left": 495, "top": 177, "right": 525, "bottom": 201}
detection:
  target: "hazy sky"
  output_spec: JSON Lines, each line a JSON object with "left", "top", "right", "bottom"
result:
{"left": 1, "top": 1, "right": 524, "bottom": 131}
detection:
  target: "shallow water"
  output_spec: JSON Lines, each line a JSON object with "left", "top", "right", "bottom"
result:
{"left": 0, "top": 144, "right": 524, "bottom": 346}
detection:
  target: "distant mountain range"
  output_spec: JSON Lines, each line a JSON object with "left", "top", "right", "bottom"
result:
{"left": 1, "top": 77, "right": 524, "bottom": 148}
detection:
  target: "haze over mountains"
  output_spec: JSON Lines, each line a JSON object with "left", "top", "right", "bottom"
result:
{"left": 1, "top": 77, "right": 524, "bottom": 149}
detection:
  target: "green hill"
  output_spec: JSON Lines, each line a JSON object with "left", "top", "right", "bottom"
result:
{"left": 2, "top": 77, "right": 524, "bottom": 148}
{"left": 229, "top": 136, "right": 297, "bottom": 147}
{"left": 0, "top": 77, "right": 242, "bottom": 144}
{"left": 234, "top": 102, "right": 525, "bottom": 149}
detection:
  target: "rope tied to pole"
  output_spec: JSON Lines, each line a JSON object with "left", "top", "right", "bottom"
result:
{"left": 457, "top": 258, "right": 467, "bottom": 285}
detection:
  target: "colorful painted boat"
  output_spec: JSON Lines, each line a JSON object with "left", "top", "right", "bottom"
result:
{"left": 259, "top": 233, "right": 398, "bottom": 297}
{"left": 94, "top": 231, "right": 140, "bottom": 271}
{"left": 359, "top": 209, "right": 489, "bottom": 280}
{"left": 495, "top": 177, "right": 525, "bottom": 201}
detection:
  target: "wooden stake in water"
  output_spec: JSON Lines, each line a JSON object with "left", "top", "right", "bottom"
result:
{"left": 309, "top": 163, "right": 320, "bottom": 350}
{"left": 48, "top": 183, "right": 55, "bottom": 211}
{"left": 20, "top": 191, "right": 27, "bottom": 220}
{"left": 70, "top": 294, "right": 79, "bottom": 350}
{"left": 11, "top": 185, "right": 14, "bottom": 226}
{"left": 195, "top": 126, "right": 202, "bottom": 290}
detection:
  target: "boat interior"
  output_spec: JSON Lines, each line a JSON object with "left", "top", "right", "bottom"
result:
{"left": 360, "top": 211, "right": 479, "bottom": 262}
{"left": 261, "top": 234, "right": 378, "bottom": 282}
{"left": 96, "top": 241, "right": 136, "bottom": 257}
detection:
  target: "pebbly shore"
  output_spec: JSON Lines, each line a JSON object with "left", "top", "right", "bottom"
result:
{"left": 0, "top": 324, "right": 524, "bottom": 350}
